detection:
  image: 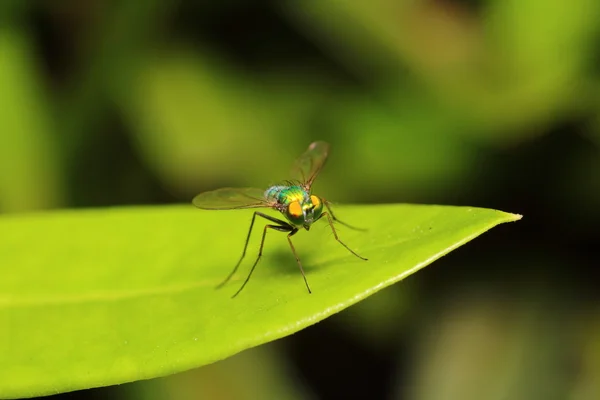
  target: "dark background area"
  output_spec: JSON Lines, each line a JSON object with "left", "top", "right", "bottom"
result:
{"left": 2, "top": 0, "right": 600, "bottom": 399}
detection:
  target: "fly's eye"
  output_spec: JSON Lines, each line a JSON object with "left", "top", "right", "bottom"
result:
{"left": 288, "top": 201, "right": 302, "bottom": 218}
{"left": 310, "top": 195, "right": 321, "bottom": 209}
{"left": 310, "top": 195, "right": 323, "bottom": 216}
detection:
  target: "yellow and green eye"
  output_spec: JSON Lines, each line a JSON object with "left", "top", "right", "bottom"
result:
{"left": 310, "top": 195, "right": 321, "bottom": 208}
{"left": 288, "top": 201, "right": 302, "bottom": 218}
{"left": 286, "top": 200, "right": 304, "bottom": 223}
{"left": 310, "top": 195, "right": 323, "bottom": 216}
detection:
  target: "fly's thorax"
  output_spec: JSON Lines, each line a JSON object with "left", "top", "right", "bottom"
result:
{"left": 265, "top": 185, "right": 303, "bottom": 203}
{"left": 284, "top": 194, "right": 324, "bottom": 229}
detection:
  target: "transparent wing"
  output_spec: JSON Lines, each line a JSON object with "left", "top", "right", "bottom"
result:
{"left": 192, "top": 187, "right": 273, "bottom": 210}
{"left": 291, "top": 141, "right": 330, "bottom": 190}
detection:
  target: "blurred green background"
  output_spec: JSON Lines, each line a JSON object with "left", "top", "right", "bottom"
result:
{"left": 2, "top": 0, "right": 600, "bottom": 399}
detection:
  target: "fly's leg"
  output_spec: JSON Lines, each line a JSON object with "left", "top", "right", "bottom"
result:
{"left": 230, "top": 222, "right": 294, "bottom": 298}
{"left": 317, "top": 211, "right": 368, "bottom": 261}
{"left": 217, "top": 211, "right": 294, "bottom": 297}
{"left": 323, "top": 200, "right": 367, "bottom": 231}
{"left": 286, "top": 228, "right": 311, "bottom": 294}
{"left": 216, "top": 211, "right": 258, "bottom": 289}
{"left": 217, "top": 211, "right": 291, "bottom": 290}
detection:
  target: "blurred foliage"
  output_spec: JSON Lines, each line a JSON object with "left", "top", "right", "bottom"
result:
{"left": 126, "top": 344, "right": 310, "bottom": 400}
{"left": 1, "top": 0, "right": 599, "bottom": 399}
{"left": 0, "top": 27, "right": 63, "bottom": 211}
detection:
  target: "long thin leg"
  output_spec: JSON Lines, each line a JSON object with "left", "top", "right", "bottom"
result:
{"left": 231, "top": 222, "right": 293, "bottom": 298}
{"left": 323, "top": 200, "right": 367, "bottom": 231}
{"left": 286, "top": 229, "right": 311, "bottom": 294}
{"left": 318, "top": 212, "right": 368, "bottom": 261}
{"left": 217, "top": 211, "right": 292, "bottom": 289}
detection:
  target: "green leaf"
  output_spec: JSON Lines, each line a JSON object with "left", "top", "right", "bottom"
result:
{"left": 0, "top": 204, "right": 520, "bottom": 398}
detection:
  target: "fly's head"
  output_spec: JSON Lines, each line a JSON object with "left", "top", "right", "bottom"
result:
{"left": 285, "top": 195, "right": 323, "bottom": 230}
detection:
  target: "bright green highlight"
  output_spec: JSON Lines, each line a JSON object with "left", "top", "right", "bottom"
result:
{"left": 0, "top": 204, "right": 521, "bottom": 398}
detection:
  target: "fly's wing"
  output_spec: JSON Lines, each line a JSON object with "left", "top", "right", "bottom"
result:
{"left": 291, "top": 141, "right": 330, "bottom": 191}
{"left": 192, "top": 187, "right": 273, "bottom": 210}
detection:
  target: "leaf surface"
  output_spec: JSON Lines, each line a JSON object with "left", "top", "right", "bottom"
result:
{"left": 0, "top": 204, "right": 521, "bottom": 398}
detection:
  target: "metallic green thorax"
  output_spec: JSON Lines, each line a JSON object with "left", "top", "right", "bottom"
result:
{"left": 265, "top": 185, "right": 307, "bottom": 204}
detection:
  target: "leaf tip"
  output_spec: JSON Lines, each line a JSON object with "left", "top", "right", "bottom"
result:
{"left": 509, "top": 213, "right": 523, "bottom": 222}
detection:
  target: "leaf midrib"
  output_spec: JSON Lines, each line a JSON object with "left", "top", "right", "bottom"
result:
{"left": 0, "top": 279, "right": 214, "bottom": 309}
